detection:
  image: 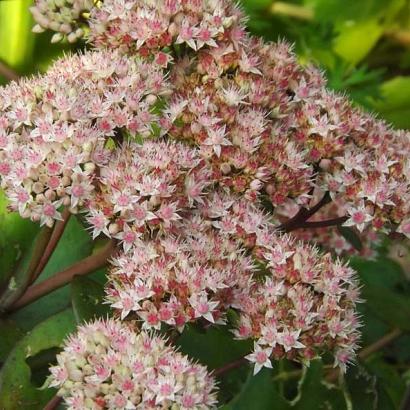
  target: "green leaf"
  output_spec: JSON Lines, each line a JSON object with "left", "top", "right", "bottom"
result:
{"left": 0, "top": 319, "right": 23, "bottom": 363}
{"left": 337, "top": 226, "right": 363, "bottom": 251}
{"left": 0, "top": 190, "right": 40, "bottom": 295}
{"left": 0, "top": 226, "right": 51, "bottom": 311}
{"left": 361, "top": 284, "right": 410, "bottom": 330}
{"left": 0, "top": 309, "right": 76, "bottom": 410}
{"left": 177, "top": 325, "right": 252, "bottom": 403}
{"left": 326, "top": 60, "right": 384, "bottom": 108}
{"left": 350, "top": 257, "right": 410, "bottom": 340}
{"left": 241, "top": 0, "right": 272, "bottom": 13}
{"left": 349, "top": 257, "right": 406, "bottom": 289}
{"left": 345, "top": 365, "right": 379, "bottom": 410}
{"left": 292, "top": 359, "right": 323, "bottom": 408}
{"left": 224, "top": 359, "right": 347, "bottom": 410}
{"left": 352, "top": 257, "right": 410, "bottom": 330}
{"left": 292, "top": 359, "right": 346, "bottom": 410}
{"left": 358, "top": 303, "right": 389, "bottom": 347}
{"left": 308, "top": 0, "right": 405, "bottom": 23}
{"left": 390, "top": 334, "right": 410, "bottom": 363}
{"left": 345, "top": 364, "right": 397, "bottom": 410}
{"left": 9, "top": 217, "right": 93, "bottom": 331}
{"left": 223, "top": 368, "right": 290, "bottom": 410}
{"left": 177, "top": 325, "right": 251, "bottom": 370}
{"left": 372, "top": 76, "right": 410, "bottom": 129}
{"left": 333, "top": 19, "right": 383, "bottom": 65}
{"left": 365, "top": 357, "right": 406, "bottom": 408}
{"left": 71, "top": 276, "right": 109, "bottom": 323}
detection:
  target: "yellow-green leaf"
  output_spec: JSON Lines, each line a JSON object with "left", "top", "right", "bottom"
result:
{"left": 372, "top": 76, "right": 410, "bottom": 129}
{"left": 333, "top": 19, "right": 383, "bottom": 65}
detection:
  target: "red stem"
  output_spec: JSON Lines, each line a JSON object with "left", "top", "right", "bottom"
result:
{"left": 10, "top": 240, "right": 116, "bottom": 312}
{"left": 43, "top": 395, "right": 62, "bottom": 410}
{"left": 279, "top": 192, "right": 331, "bottom": 232}
{"left": 0, "top": 60, "right": 19, "bottom": 82}
{"left": 326, "top": 328, "right": 402, "bottom": 382}
{"left": 0, "top": 226, "right": 53, "bottom": 310}
{"left": 213, "top": 357, "right": 248, "bottom": 377}
{"left": 30, "top": 209, "right": 71, "bottom": 285}
{"left": 297, "top": 216, "right": 348, "bottom": 229}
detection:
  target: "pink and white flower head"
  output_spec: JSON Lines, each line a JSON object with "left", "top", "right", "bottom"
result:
{"left": 86, "top": 140, "right": 210, "bottom": 243}
{"left": 88, "top": 0, "right": 246, "bottom": 56}
{"left": 196, "top": 197, "right": 361, "bottom": 370}
{"left": 30, "top": 0, "right": 410, "bottom": 235}
{"left": 167, "top": 38, "right": 316, "bottom": 205}
{"left": 106, "top": 224, "right": 254, "bottom": 330}
{"left": 49, "top": 319, "right": 218, "bottom": 409}
{"left": 233, "top": 223, "right": 361, "bottom": 371}
{"left": 0, "top": 50, "right": 169, "bottom": 227}
{"left": 32, "top": 0, "right": 247, "bottom": 57}
{"left": 16, "top": 0, "right": 410, "bottom": 385}
{"left": 30, "top": 0, "right": 93, "bottom": 43}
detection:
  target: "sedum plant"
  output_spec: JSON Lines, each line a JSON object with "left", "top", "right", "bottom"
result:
{"left": 0, "top": 0, "right": 409, "bottom": 409}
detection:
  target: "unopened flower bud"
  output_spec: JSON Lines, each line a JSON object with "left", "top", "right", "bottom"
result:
{"left": 33, "top": 182, "right": 44, "bottom": 194}
{"left": 220, "top": 162, "right": 231, "bottom": 175}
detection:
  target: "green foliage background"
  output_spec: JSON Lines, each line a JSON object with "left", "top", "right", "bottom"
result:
{"left": 0, "top": 0, "right": 410, "bottom": 409}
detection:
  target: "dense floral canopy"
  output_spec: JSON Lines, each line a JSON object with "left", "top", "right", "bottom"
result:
{"left": 0, "top": 0, "right": 408, "bottom": 408}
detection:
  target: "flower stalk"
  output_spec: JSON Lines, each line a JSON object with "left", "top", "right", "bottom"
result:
{"left": 10, "top": 239, "right": 116, "bottom": 312}
{"left": 326, "top": 328, "right": 403, "bottom": 382}
{"left": 43, "top": 395, "right": 62, "bottom": 410}
{"left": 0, "top": 59, "right": 19, "bottom": 82}
{"left": 271, "top": 2, "right": 314, "bottom": 21}
{"left": 29, "top": 208, "right": 71, "bottom": 285}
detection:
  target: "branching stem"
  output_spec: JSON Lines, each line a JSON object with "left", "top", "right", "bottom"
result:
{"left": 9, "top": 239, "right": 116, "bottom": 312}
{"left": 214, "top": 328, "right": 403, "bottom": 380}
{"left": 278, "top": 191, "right": 332, "bottom": 232}
{"left": 297, "top": 216, "right": 348, "bottom": 229}
{"left": 29, "top": 209, "right": 71, "bottom": 285}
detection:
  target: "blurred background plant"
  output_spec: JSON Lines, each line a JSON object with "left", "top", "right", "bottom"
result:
{"left": 1, "top": 0, "right": 410, "bottom": 409}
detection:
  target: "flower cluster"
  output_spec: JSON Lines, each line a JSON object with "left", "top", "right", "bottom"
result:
{"left": 306, "top": 101, "right": 410, "bottom": 235}
{"left": 86, "top": 140, "right": 209, "bottom": 247}
{"left": 241, "top": 228, "right": 360, "bottom": 373}
{"left": 106, "top": 223, "right": 254, "bottom": 329}
{"left": 199, "top": 195, "right": 361, "bottom": 372}
{"left": 169, "top": 36, "right": 410, "bottom": 233}
{"left": 0, "top": 50, "right": 168, "bottom": 226}
{"left": 167, "top": 39, "right": 314, "bottom": 204}
{"left": 30, "top": 0, "right": 94, "bottom": 43}
{"left": 256, "top": 40, "right": 410, "bottom": 234}
{"left": 49, "top": 319, "right": 218, "bottom": 409}
{"left": 105, "top": 192, "right": 361, "bottom": 374}
{"left": 88, "top": 0, "right": 245, "bottom": 57}
{"left": 4, "top": 0, "right": 408, "bottom": 406}
{"left": 29, "top": 0, "right": 410, "bottom": 236}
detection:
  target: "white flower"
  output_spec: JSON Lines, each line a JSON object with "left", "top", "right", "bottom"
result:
{"left": 245, "top": 343, "right": 273, "bottom": 375}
